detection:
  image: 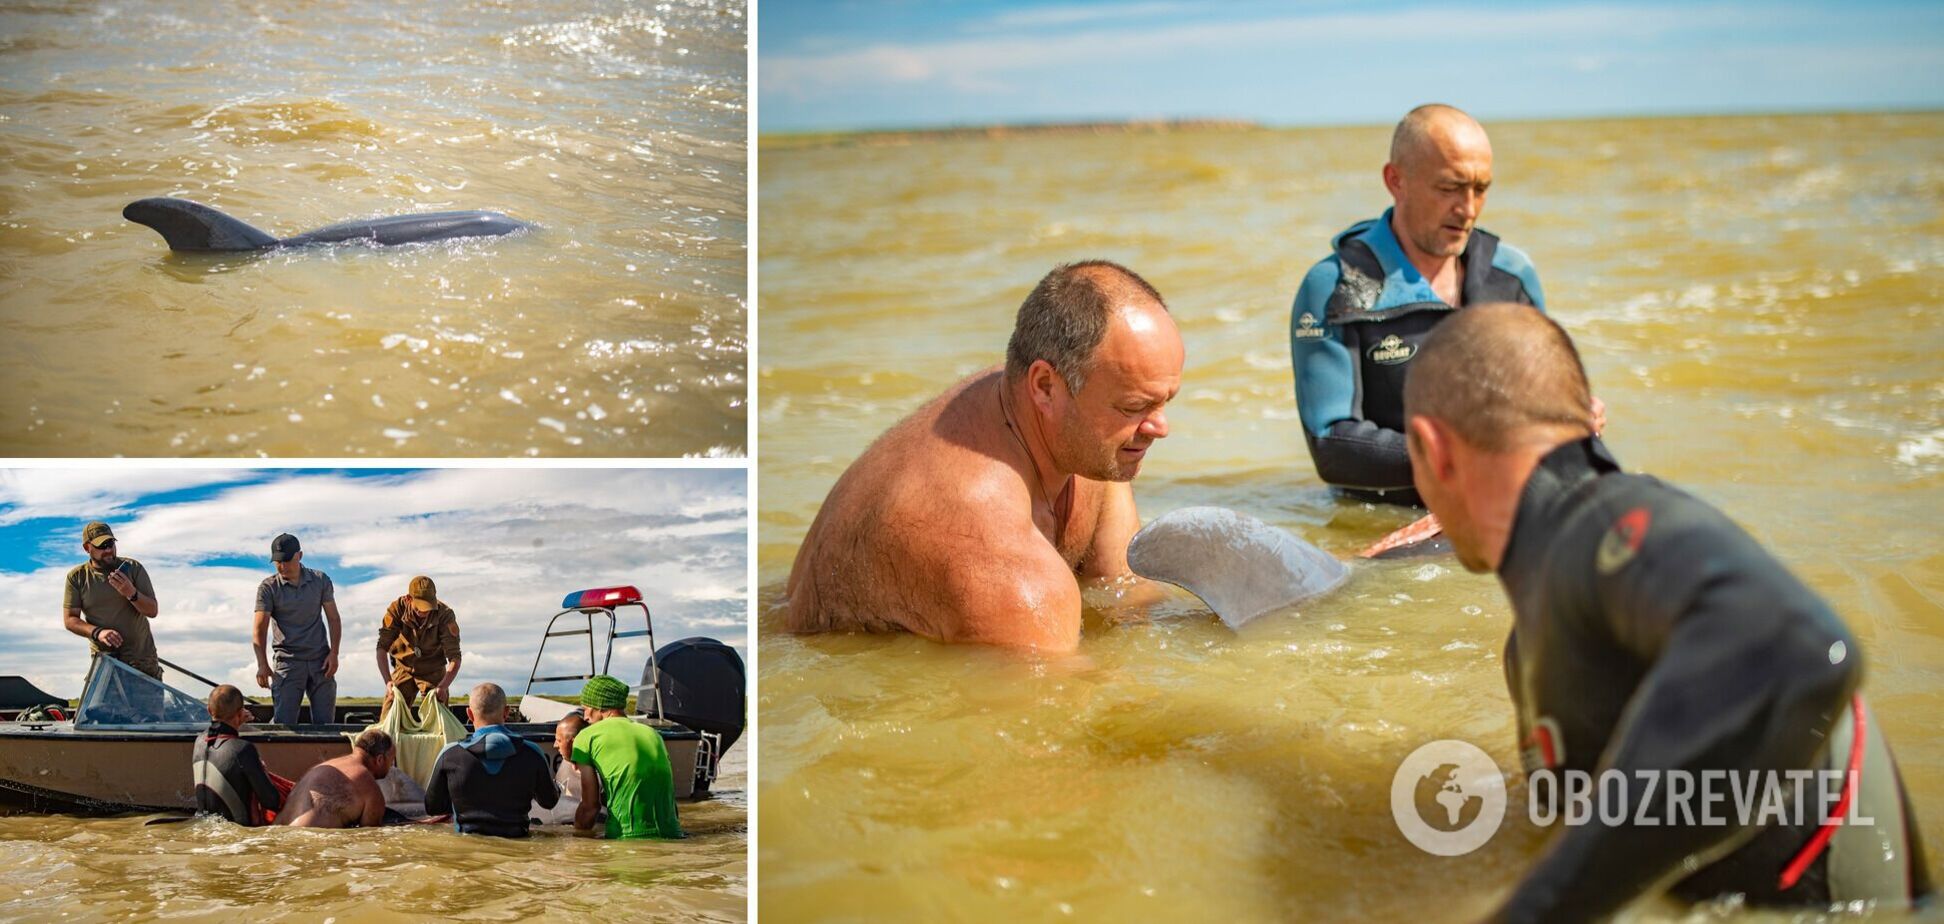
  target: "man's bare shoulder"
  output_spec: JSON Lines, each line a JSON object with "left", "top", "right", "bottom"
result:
{"left": 843, "top": 368, "right": 1025, "bottom": 511}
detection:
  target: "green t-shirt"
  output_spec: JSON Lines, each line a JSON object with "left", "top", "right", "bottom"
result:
{"left": 571, "top": 716, "right": 683, "bottom": 840}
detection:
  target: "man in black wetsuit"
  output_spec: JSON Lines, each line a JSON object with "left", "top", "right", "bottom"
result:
{"left": 1402, "top": 304, "right": 1930, "bottom": 919}
{"left": 425, "top": 682, "right": 557, "bottom": 838}
{"left": 192, "top": 684, "right": 283, "bottom": 826}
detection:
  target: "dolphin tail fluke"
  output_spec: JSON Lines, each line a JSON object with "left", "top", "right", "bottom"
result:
{"left": 122, "top": 198, "right": 279, "bottom": 252}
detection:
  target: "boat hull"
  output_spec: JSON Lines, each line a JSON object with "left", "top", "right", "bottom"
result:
{"left": 0, "top": 722, "right": 705, "bottom": 815}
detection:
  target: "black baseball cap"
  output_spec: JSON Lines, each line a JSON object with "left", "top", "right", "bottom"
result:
{"left": 270, "top": 533, "right": 301, "bottom": 562}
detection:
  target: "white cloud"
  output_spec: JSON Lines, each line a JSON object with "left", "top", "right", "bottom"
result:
{"left": 0, "top": 469, "right": 261, "bottom": 526}
{"left": 971, "top": 2, "right": 1205, "bottom": 31}
{"left": 0, "top": 469, "right": 747, "bottom": 700}
{"left": 764, "top": 4, "right": 1730, "bottom": 99}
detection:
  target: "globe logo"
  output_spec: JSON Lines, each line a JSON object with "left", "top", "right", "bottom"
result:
{"left": 1415, "top": 762, "right": 1484, "bottom": 831}
{"left": 1391, "top": 740, "right": 1506, "bottom": 856}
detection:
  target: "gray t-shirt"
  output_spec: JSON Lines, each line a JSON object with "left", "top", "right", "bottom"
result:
{"left": 254, "top": 568, "right": 334, "bottom": 662}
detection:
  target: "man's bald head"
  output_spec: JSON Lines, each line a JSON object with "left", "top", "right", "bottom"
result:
{"left": 1389, "top": 104, "right": 1488, "bottom": 172}
{"left": 1006, "top": 260, "right": 1167, "bottom": 395}
{"left": 1405, "top": 303, "right": 1594, "bottom": 453}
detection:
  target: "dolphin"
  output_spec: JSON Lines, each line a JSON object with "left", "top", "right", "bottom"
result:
{"left": 1127, "top": 506, "right": 1350, "bottom": 629}
{"left": 122, "top": 197, "right": 531, "bottom": 252}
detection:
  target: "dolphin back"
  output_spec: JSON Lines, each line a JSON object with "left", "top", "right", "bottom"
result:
{"left": 280, "top": 210, "right": 530, "bottom": 247}
{"left": 1127, "top": 506, "right": 1349, "bottom": 629}
{"left": 123, "top": 198, "right": 279, "bottom": 252}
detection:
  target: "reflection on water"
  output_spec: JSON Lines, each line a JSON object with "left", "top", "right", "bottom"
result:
{"left": 757, "top": 114, "right": 1944, "bottom": 920}
{"left": 0, "top": 748, "right": 746, "bottom": 922}
{"left": 0, "top": 0, "right": 745, "bottom": 457}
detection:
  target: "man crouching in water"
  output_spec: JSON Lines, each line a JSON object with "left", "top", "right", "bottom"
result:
{"left": 278, "top": 729, "right": 395, "bottom": 829}
{"left": 1402, "top": 304, "right": 1930, "bottom": 919}
{"left": 786, "top": 260, "right": 1184, "bottom": 652}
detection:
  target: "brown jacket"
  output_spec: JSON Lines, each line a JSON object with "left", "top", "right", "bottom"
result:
{"left": 376, "top": 596, "right": 460, "bottom": 687}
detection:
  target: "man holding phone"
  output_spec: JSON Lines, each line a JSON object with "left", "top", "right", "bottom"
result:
{"left": 61, "top": 520, "right": 162, "bottom": 680}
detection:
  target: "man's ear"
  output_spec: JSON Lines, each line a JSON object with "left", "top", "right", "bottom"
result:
{"left": 1382, "top": 161, "right": 1404, "bottom": 199}
{"left": 1406, "top": 415, "right": 1453, "bottom": 485}
{"left": 1026, "top": 359, "right": 1063, "bottom": 415}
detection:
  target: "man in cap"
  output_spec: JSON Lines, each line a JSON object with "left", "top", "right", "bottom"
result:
{"left": 375, "top": 575, "right": 462, "bottom": 717}
{"left": 571, "top": 675, "right": 682, "bottom": 840}
{"left": 252, "top": 533, "right": 343, "bottom": 725}
{"left": 62, "top": 521, "right": 163, "bottom": 717}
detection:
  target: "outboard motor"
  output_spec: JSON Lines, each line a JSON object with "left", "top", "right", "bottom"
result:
{"left": 649, "top": 637, "right": 745, "bottom": 794}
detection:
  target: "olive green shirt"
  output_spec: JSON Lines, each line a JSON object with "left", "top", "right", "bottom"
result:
{"left": 62, "top": 558, "right": 160, "bottom": 678}
{"left": 376, "top": 596, "right": 461, "bottom": 687}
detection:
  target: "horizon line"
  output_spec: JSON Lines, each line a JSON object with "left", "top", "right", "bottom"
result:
{"left": 758, "top": 103, "right": 1944, "bottom": 141}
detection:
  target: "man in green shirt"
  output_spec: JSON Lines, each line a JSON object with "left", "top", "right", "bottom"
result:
{"left": 571, "top": 675, "right": 683, "bottom": 840}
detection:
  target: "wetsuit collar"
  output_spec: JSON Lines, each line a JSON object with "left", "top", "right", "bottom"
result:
{"left": 205, "top": 720, "right": 241, "bottom": 739}
{"left": 461, "top": 723, "right": 523, "bottom": 775}
{"left": 1498, "top": 436, "right": 1621, "bottom": 585}
{"left": 1334, "top": 208, "right": 1501, "bottom": 314}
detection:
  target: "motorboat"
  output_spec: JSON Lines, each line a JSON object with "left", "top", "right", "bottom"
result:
{"left": 0, "top": 584, "right": 744, "bottom": 816}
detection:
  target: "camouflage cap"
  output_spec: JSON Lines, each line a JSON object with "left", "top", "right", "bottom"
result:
{"left": 580, "top": 674, "right": 629, "bottom": 711}
{"left": 82, "top": 521, "right": 116, "bottom": 548}
{"left": 409, "top": 575, "right": 438, "bottom": 604}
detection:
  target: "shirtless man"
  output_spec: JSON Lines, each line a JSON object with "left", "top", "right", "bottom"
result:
{"left": 277, "top": 729, "right": 395, "bottom": 829}
{"left": 787, "top": 260, "right": 1184, "bottom": 652}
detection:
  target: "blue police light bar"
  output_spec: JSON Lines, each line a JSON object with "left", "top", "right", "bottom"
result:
{"left": 561, "top": 585, "right": 644, "bottom": 609}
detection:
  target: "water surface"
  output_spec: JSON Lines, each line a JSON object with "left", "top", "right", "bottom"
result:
{"left": 757, "top": 114, "right": 1944, "bottom": 920}
{"left": 0, "top": 746, "right": 746, "bottom": 921}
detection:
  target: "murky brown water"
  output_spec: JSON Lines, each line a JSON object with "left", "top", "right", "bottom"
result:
{"left": 756, "top": 114, "right": 1944, "bottom": 920}
{"left": 0, "top": 0, "right": 745, "bottom": 457}
{"left": 0, "top": 746, "right": 745, "bottom": 921}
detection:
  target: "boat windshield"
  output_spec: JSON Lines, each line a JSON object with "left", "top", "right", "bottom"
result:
{"left": 75, "top": 656, "right": 207, "bottom": 728}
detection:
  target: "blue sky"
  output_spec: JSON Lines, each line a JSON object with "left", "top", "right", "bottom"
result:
{"left": 760, "top": 0, "right": 1944, "bottom": 132}
{"left": 0, "top": 468, "right": 747, "bottom": 700}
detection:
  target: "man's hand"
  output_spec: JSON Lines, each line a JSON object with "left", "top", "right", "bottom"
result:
{"left": 434, "top": 684, "right": 450, "bottom": 704}
{"left": 256, "top": 666, "right": 273, "bottom": 689}
{"left": 1591, "top": 395, "right": 1608, "bottom": 436}
{"left": 96, "top": 627, "right": 124, "bottom": 649}
{"left": 104, "top": 571, "right": 135, "bottom": 598}
{"left": 322, "top": 653, "right": 338, "bottom": 678}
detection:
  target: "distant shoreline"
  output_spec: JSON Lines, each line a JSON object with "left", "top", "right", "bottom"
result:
{"left": 760, "top": 108, "right": 1943, "bottom": 150}
{"left": 763, "top": 118, "right": 1266, "bottom": 150}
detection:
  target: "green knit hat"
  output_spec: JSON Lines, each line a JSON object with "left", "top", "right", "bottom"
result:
{"left": 580, "top": 675, "right": 629, "bottom": 711}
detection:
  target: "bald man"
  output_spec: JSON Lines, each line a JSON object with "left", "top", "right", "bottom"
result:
{"left": 1289, "top": 103, "right": 1548, "bottom": 503}
{"left": 1404, "top": 304, "right": 1929, "bottom": 919}
{"left": 787, "top": 260, "right": 1184, "bottom": 652}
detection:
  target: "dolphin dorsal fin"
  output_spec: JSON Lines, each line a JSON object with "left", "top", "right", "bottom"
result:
{"left": 1128, "top": 506, "right": 1349, "bottom": 628}
{"left": 122, "top": 198, "right": 278, "bottom": 252}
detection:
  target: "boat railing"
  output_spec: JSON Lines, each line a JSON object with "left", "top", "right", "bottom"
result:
{"left": 522, "top": 585, "right": 665, "bottom": 723}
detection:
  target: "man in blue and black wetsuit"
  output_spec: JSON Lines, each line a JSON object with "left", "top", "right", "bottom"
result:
{"left": 425, "top": 682, "right": 557, "bottom": 838}
{"left": 1289, "top": 104, "right": 1553, "bottom": 503}
{"left": 1403, "top": 304, "right": 1930, "bottom": 920}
